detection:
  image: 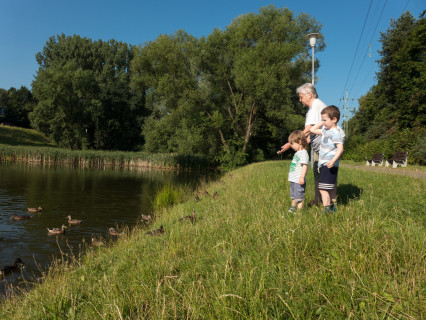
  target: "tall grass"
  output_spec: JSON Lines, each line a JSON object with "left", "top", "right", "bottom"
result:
{"left": 152, "top": 183, "right": 190, "bottom": 211}
{"left": 0, "top": 161, "right": 424, "bottom": 319}
{"left": 0, "top": 145, "right": 209, "bottom": 170}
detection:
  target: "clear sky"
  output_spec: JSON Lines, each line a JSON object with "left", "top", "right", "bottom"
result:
{"left": 1, "top": 0, "right": 424, "bottom": 119}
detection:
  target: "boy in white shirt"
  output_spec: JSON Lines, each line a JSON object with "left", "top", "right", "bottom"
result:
{"left": 287, "top": 130, "right": 309, "bottom": 212}
{"left": 310, "top": 106, "right": 344, "bottom": 213}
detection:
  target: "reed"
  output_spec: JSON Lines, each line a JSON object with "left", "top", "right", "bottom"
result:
{"left": 0, "top": 144, "right": 209, "bottom": 170}
{"left": 152, "top": 183, "right": 190, "bottom": 211}
{"left": 0, "top": 161, "right": 424, "bottom": 319}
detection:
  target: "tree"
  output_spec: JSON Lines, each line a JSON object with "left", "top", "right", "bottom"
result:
{"left": 31, "top": 34, "right": 146, "bottom": 150}
{"left": 345, "top": 11, "right": 425, "bottom": 163}
{"left": 0, "top": 86, "right": 36, "bottom": 127}
{"left": 349, "top": 11, "right": 425, "bottom": 138}
{"left": 131, "top": 6, "right": 323, "bottom": 165}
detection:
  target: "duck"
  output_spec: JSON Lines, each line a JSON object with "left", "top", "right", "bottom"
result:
{"left": 213, "top": 191, "right": 219, "bottom": 200}
{"left": 109, "top": 227, "right": 123, "bottom": 236}
{"left": 146, "top": 225, "right": 164, "bottom": 236}
{"left": 179, "top": 210, "right": 196, "bottom": 223}
{"left": 10, "top": 214, "right": 31, "bottom": 221}
{"left": 141, "top": 214, "right": 152, "bottom": 222}
{"left": 28, "top": 207, "right": 43, "bottom": 213}
{"left": 47, "top": 225, "right": 67, "bottom": 235}
{"left": 194, "top": 195, "right": 200, "bottom": 202}
{"left": 91, "top": 237, "right": 105, "bottom": 247}
{"left": 203, "top": 190, "right": 210, "bottom": 196}
{"left": 66, "top": 215, "right": 82, "bottom": 225}
{"left": 0, "top": 258, "right": 24, "bottom": 276}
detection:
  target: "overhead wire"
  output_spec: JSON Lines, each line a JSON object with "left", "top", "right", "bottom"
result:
{"left": 339, "top": 0, "right": 374, "bottom": 100}
{"left": 349, "top": 0, "right": 388, "bottom": 97}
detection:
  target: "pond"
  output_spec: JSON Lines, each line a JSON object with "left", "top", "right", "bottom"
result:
{"left": 0, "top": 162, "right": 217, "bottom": 298}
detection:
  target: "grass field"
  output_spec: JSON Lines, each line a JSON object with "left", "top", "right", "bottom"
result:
{"left": 0, "top": 125, "right": 55, "bottom": 147}
{"left": 0, "top": 161, "right": 424, "bottom": 319}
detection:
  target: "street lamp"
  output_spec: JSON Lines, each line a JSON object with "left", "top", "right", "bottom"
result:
{"left": 305, "top": 33, "right": 321, "bottom": 85}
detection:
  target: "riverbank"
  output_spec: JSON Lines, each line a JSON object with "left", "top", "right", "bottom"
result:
{"left": 1, "top": 161, "right": 424, "bottom": 319}
{"left": 0, "top": 144, "right": 209, "bottom": 170}
{"left": 0, "top": 125, "right": 209, "bottom": 170}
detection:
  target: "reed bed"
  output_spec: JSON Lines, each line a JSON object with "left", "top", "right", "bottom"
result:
{"left": 0, "top": 145, "right": 209, "bottom": 170}
{"left": 0, "top": 161, "right": 424, "bottom": 319}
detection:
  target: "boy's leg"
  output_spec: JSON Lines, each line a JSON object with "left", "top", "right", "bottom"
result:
{"left": 319, "top": 190, "right": 331, "bottom": 206}
{"left": 318, "top": 166, "right": 338, "bottom": 212}
{"left": 289, "top": 183, "right": 297, "bottom": 212}
{"left": 295, "top": 182, "right": 306, "bottom": 210}
{"left": 311, "top": 151, "right": 321, "bottom": 206}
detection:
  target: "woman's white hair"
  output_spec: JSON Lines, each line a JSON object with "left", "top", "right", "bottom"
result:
{"left": 296, "top": 83, "right": 318, "bottom": 98}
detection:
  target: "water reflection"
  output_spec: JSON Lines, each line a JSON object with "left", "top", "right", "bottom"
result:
{"left": 0, "top": 162, "right": 216, "bottom": 297}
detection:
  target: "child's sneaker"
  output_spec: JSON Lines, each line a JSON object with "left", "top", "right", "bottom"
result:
{"left": 323, "top": 205, "right": 332, "bottom": 214}
{"left": 288, "top": 206, "right": 296, "bottom": 213}
{"left": 330, "top": 203, "right": 337, "bottom": 213}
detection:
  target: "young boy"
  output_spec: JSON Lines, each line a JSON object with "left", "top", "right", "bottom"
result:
{"left": 310, "top": 105, "right": 344, "bottom": 213}
{"left": 287, "top": 130, "right": 309, "bottom": 212}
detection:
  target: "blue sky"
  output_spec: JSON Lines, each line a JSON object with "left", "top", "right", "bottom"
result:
{"left": 1, "top": 0, "right": 424, "bottom": 119}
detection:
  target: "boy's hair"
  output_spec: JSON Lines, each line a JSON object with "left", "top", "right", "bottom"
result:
{"left": 288, "top": 130, "right": 309, "bottom": 149}
{"left": 321, "top": 105, "right": 340, "bottom": 121}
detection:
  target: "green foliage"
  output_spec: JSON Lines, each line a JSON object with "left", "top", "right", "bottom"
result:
{"left": 344, "top": 127, "right": 425, "bottom": 164}
{"left": 0, "top": 86, "right": 36, "bottom": 127}
{"left": 132, "top": 6, "right": 322, "bottom": 167}
{"left": 0, "top": 144, "right": 209, "bottom": 169}
{"left": 31, "top": 34, "right": 146, "bottom": 150}
{"left": 152, "top": 183, "right": 188, "bottom": 210}
{"left": 346, "top": 12, "right": 425, "bottom": 163}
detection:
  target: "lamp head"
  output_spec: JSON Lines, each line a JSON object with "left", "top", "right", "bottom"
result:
{"left": 305, "top": 33, "right": 321, "bottom": 47}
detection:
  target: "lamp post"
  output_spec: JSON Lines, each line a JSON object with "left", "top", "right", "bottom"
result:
{"left": 305, "top": 33, "right": 320, "bottom": 85}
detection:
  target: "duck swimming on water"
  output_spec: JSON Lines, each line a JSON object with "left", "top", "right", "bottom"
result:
{"left": 47, "top": 225, "right": 67, "bottom": 235}
{"left": 10, "top": 214, "right": 31, "bottom": 221}
{"left": 109, "top": 228, "right": 123, "bottom": 236}
{"left": 28, "top": 207, "right": 43, "bottom": 213}
{"left": 0, "top": 258, "right": 24, "bottom": 276}
{"left": 66, "top": 215, "right": 82, "bottom": 225}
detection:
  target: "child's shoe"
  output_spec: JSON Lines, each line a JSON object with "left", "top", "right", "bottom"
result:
{"left": 329, "top": 203, "right": 337, "bottom": 213}
{"left": 288, "top": 206, "right": 297, "bottom": 213}
{"left": 323, "top": 205, "right": 332, "bottom": 214}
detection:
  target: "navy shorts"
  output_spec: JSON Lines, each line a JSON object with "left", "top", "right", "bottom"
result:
{"left": 318, "top": 166, "right": 339, "bottom": 190}
{"left": 290, "top": 182, "right": 306, "bottom": 202}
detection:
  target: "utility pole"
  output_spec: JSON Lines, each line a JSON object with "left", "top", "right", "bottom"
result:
{"left": 340, "top": 90, "right": 354, "bottom": 133}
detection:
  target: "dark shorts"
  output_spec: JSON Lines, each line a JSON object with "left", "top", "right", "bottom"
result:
{"left": 290, "top": 182, "right": 306, "bottom": 201}
{"left": 318, "top": 166, "right": 339, "bottom": 190}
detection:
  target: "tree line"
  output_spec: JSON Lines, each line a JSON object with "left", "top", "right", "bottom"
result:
{"left": 344, "top": 11, "right": 425, "bottom": 164}
{"left": 0, "top": 6, "right": 322, "bottom": 168}
{"left": 1, "top": 7, "right": 424, "bottom": 166}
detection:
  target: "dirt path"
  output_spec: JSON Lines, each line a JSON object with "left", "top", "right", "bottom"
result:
{"left": 341, "top": 164, "right": 426, "bottom": 179}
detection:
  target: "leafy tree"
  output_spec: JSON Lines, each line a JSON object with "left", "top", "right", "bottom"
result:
{"left": 346, "top": 11, "right": 425, "bottom": 163}
{"left": 0, "top": 86, "right": 36, "bottom": 127}
{"left": 131, "top": 6, "right": 322, "bottom": 166}
{"left": 31, "top": 34, "right": 146, "bottom": 150}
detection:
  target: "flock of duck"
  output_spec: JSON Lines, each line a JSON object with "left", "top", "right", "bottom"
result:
{"left": 1, "top": 190, "right": 220, "bottom": 277}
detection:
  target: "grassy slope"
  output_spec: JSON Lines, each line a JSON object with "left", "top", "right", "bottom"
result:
{"left": 0, "top": 125, "right": 55, "bottom": 147}
{"left": 1, "top": 161, "right": 424, "bottom": 319}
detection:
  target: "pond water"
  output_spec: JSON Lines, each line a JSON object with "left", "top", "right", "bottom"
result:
{"left": 0, "top": 162, "right": 216, "bottom": 297}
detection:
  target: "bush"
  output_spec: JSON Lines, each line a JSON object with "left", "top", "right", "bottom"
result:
{"left": 344, "top": 127, "right": 425, "bottom": 165}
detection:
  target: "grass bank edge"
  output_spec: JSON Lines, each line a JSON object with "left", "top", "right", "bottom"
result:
{"left": 0, "top": 161, "right": 424, "bottom": 319}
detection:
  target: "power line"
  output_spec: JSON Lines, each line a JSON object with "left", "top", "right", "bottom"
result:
{"left": 348, "top": 0, "right": 388, "bottom": 95}
{"left": 340, "top": 0, "right": 374, "bottom": 99}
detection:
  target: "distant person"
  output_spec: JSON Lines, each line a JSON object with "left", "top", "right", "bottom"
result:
{"left": 287, "top": 130, "right": 309, "bottom": 213}
{"left": 278, "top": 83, "right": 335, "bottom": 206}
{"left": 310, "top": 105, "right": 344, "bottom": 213}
